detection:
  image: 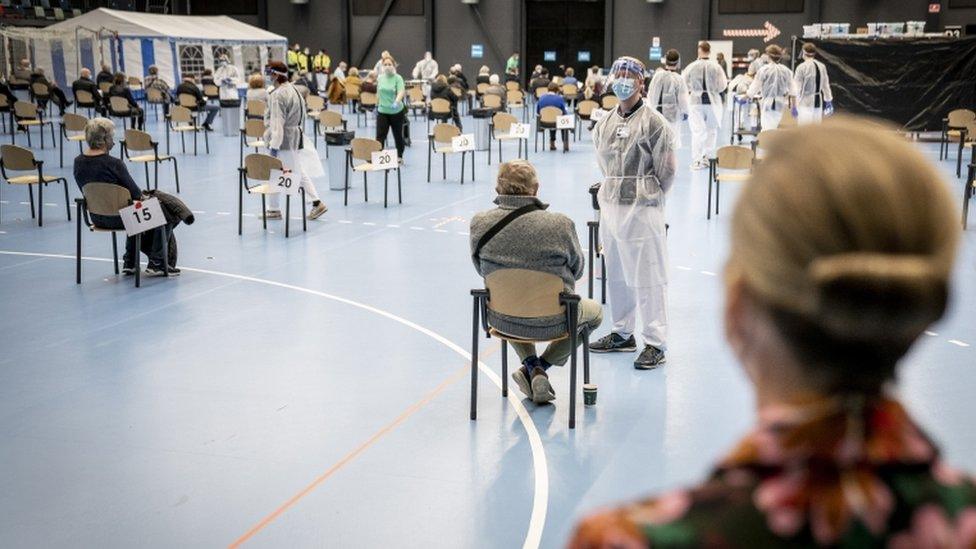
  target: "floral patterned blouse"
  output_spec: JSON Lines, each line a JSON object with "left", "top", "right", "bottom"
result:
{"left": 570, "top": 397, "right": 976, "bottom": 548}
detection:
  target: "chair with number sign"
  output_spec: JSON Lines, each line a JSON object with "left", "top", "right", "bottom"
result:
{"left": 344, "top": 137, "right": 402, "bottom": 208}
{"left": 166, "top": 105, "right": 209, "bottom": 156}
{"left": 121, "top": 129, "right": 180, "bottom": 193}
{"left": 13, "top": 100, "right": 55, "bottom": 149}
{"left": 707, "top": 145, "right": 754, "bottom": 220}
{"left": 239, "top": 119, "right": 267, "bottom": 166}
{"left": 428, "top": 123, "right": 474, "bottom": 185}
{"left": 469, "top": 268, "right": 592, "bottom": 429}
{"left": 237, "top": 152, "right": 306, "bottom": 237}
{"left": 0, "top": 144, "right": 70, "bottom": 226}
{"left": 59, "top": 112, "right": 88, "bottom": 168}
{"left": 75, "top": 182, "right": 146, "bottom": 287}
{"left": 535, "top": 106, "right": 571, "bottom": 153}
{"left": 314, "top": 110, "right": 347, "bottom": 151}
{"left": 489, "top": 112, "right": 527, "bottom": 165}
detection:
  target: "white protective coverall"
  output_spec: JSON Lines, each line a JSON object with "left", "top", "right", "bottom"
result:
{"left": 412, "top": 57, "right": 439, "bottom": 81}
{"left": 794, "top": 57, "right": 833, "bottom": 125}
{"left": 593, "top": 101, "right": 677, "bottom": 349}
{"left": 727, "top": 73, "right": 756, "bottom": 131}
{"left": 214, "top": 62, "right": 241, "bottom": 101}
{"left": 682, "top": 58, "right": 727, "bottom": 162}
{"left": 748, "top": 54, "right": 770, "bottom": 77}
{"left": 648, "top": 69, "right": 689, "bottom": 149}
{"left": 748, "top": 62, "right": 796, "bottom": 130}
{"left": 264, "top": 82, "right": 321, "bottom": 210}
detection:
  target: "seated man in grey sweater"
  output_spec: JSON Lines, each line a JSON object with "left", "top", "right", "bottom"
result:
{"left": 470, "top": 161, "right": 604, "bottom": 404}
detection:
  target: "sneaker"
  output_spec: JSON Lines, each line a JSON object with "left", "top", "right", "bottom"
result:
{"left": 202, "top": 123, "right": 213, "bottom": 132}
{"left": 121, "top": 266, "right": 136, "bottom": 276}
{"left": 549, "top": 141, "right": 556, "bottom": 151}
{"left": 634, "top": 345, "right": 666, "bottom": 370}
{"left": 145, "top": 266, "right": 181, "bottom": 277}
{"left": 308, "top": 202, "right": 328, "bottom": 220}
{"left": 264, "top": 210, "right": 282, "bottom": 220}
{"left": 529, "top": 367, "right": 556, "bottom": 404}
{"left": 589, "top": 333, "right": 637, "bottom": 353}
{"left": 512, "top": 365, "right": 533, "bottom": 399}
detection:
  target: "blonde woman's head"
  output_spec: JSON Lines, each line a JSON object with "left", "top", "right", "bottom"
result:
{"left": 495, "top": 160, "right": 539, "bottom": 196}
{"left": 248, "top": 73, "right": 265, "bottom": 89}
{"left": 725, "top": 117, "right": 959, "bottom": 394}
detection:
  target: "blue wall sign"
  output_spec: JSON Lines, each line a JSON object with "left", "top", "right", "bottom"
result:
{"left": 471, "top": 44, "right": 484, "bottom": 59}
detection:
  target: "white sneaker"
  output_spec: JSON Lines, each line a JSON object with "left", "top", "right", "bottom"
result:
{"left": 264, "top": 210, "right": 282, "bottom": 220}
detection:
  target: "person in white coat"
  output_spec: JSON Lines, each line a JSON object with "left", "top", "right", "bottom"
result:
{"left": 213, "top": 55, "right": 241, "bottom": 101}
{"left": 747, "top": 49, "right": 770, "bottom": 76}
{"left": 747, "top": 44, "right": 797, "bottom": 131}
{"left": 411, "top": 52, "right": 439, "bottom": 81}
{"left": 263, "top": 61, "right": 327, "bottom": 221}
{"left": 648, "top": 49, "right": 689, "bottom": 149}
{"left": 682, "top": 41, "right": 727, "bottom": 170}
{"left": 793, "top": 43, "right": 833, "bottom": 125}
{"left": 589, "top": 56, "right": 677, "bottom": 369}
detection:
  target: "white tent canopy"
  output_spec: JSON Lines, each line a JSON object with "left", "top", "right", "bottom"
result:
{"left": 3, "top": 8, "right": 287, "bottom": 91}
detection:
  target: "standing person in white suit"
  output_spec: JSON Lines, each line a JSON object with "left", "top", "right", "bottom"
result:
{"left": 214, "top": 55, "right": 241, "bottom": 101}
{"left": 263, "top": 61, "right": 328, "bottom": 221}
{"left": 589, "top": 56, "right": 678, "bottom": 370}
{"left": 648, "top": 49, "right": 689, "bottom": 149}
{"left": 793, "top": 43, "right": 833, "bottom": 125}
{"left": 747, "top": 44, "right": 797, "bottom": 131}
{"left": 682, "top": 41, "right": 727, "bottom": 170}
{"left": 411, "top": 52, "right": 439, "bottom": 81}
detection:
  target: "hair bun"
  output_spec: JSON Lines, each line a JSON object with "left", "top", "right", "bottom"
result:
{"left": 808, "top": 253, "right": 948, "bottom": 341}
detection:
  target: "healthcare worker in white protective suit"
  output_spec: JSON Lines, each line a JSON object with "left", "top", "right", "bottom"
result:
{"left": 793, "top": 42, "right": 833, "bottom": 125}
{"left": 412, "top": 52, "right": 439, "bottom": 81}
{"left": 747, "top": 48, "right": 770, "bottom": 76}
{"left": 648, "top": 49, "right": 689, "bottom": 149}
{"left": 589, "top": 56, "right": 678, "bottom": 369}
{"left": 214, "top": 55, "right": 241, "bottom": 100}
{"left": 747, "top": 44, "right": 797, "bottom": 131}
{"left": 263, "top": 61, "right": 328, "bottom": 221}
{"left": 682, "top": 41, "right": 727, "bottom": 170}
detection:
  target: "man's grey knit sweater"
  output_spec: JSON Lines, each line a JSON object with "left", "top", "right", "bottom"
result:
{"left": 470, "top": 194, "right": 585, "bottom": 341}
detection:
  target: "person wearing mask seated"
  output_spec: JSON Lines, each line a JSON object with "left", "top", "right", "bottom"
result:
{"left": 30, "top": 68, "right": 72, "bottom": 115}
{"left": 476, "top": 65, "right": 491, "bottom": 86}
{"left": 72, "top": 68, "right": 104, "bottom": 114}
{"left": 176, "top": 74, "right": 219, "bottom": 131}
{"left": 430, "top": 74, "right": 462, "bottom": 130}
{"left": 144, "top": 65, "right": 172, "bottom": 116}
{"left": 469, "top": 160, "right": 603, "bottom": 404}
{"left": 108, "top": 72, "right": 145, "bottom": 130}
{"left": 563, "top": 67, "right": 578, "bottom": 87}
{"left": 73, "top": 118, "right": 180, "bottom": 277}
{"left": 96, "top": 64, "right": 114, "bottom": 87}
{"left": 529, "top": 69, "right": 551, "bottom": 96}
{"left": 246, "top": 73, "right": 268, "bottom": 103}
{"left": 199, "top": 68, "right": 215, "bottom": 88}
{"left": 570, "top": 118, "right": 976, "bottom": 548}
{"left": 483, "top": 74, "right": 506, "bottom": 110}
{"left": 536, "top": 82, "right": 568, "bottom": 152}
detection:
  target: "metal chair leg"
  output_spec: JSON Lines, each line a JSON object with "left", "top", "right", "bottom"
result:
{"left": 501, "top": 340, "right": 508, "bottom": 397}
{"left": 470, "top": 293, "right": 480, "bottom": 420}
{"left": 111, "top": 232, "right": 119, "bottom": 274}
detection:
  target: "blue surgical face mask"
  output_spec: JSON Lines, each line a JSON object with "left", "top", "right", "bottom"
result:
{"left": 612, "top": 77, "right": 636, "bottom": 99}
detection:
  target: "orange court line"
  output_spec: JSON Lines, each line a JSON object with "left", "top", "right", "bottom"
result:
{"left": 229, "top": 343, "right": 502, "bottom": 547}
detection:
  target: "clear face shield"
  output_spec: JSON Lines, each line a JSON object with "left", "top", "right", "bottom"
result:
{"left": 608, "top": 57, "right": 644, "bottom": 100}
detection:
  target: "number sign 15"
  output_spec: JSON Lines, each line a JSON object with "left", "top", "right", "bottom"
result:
{"left": 119, "top": 197, "right": 166, "bottom": 237}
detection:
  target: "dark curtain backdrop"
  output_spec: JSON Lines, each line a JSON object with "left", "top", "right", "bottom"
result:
{"left": 810, "top": 36, "right": 976, "bottom": 131}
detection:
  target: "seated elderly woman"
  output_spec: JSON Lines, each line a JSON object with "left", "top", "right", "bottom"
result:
{"left": 570, "top": 118, "right": 976, "bottom": 547}
{"left": 470, "top": 161, "right": 603, "bottom": 404}
{"left": 73, "top": 118, "right": 179, "bottom": 277}
{"left": 107, "top": 72, "right": 145, "bottom": 130}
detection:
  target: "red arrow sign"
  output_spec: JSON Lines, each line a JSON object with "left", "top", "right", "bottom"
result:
{"left": 723, "top": 21, "right": 782, "bottom": 43}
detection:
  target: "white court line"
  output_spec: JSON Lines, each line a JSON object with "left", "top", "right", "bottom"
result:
{"left": 338, "top": 220, "right": 353, "bottom": 224}
{"left": 43, "top": 203, "right": 57, "bottom": 207}
{"left": 410, "top": 226, "right": 425, "bottom": 231}
{"left": 216, "top": 212, "right": 230, "bottom": 216}
{"left": 675, "top": 266, "right": 692, "bottom": 271}
{"left": 925, "top": 331, "right": 939, "bottom": 337}
{"left": 700, "top": 270, "right": 717, "bottom": 276}
{"left": 362, "top": 222, "right": 376, "bottom": 226}
{"left": 433, "top": 229, "right": 448, "bottom": 233}
{"left": 386, "top": 224, "right": 400, "bottom": 228}
{"left": 0, "top": 250, "right": 549, "bottom": 549}
{"left": 949, "top": 340, "right": 970, "bottom": 348}
{"left": 192, "top": 210, "right": 207, "bottom": 214}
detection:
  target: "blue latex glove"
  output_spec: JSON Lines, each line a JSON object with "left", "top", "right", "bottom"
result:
{"left": 269, "top": 149, "right": 279, "bottom": 158}
{"left": 791, "top": 107, "right": 799, "bottom": 119}
{"left": 824, "top": 101, "right": 834, "bottom": 116}
{"left": 391, "top": 100, "right": 403, "bottom": 111}
{"left": 682, "top": 113, "right": 688, "bottom": 121}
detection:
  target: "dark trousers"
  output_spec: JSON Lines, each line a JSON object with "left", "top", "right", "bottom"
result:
{"left": 376, "top": 109, "right": 406, "bottom": 157}
{"left": 129, "top": 106, "right": 145, "bottom": 130}
{"left": 95, "top": 215, "right": 176, "bottom": 269}
{"left": 39, "top": 87, "right": 70, "bottom": 114}
{"left": 202, "top": 104, "right": 219, "bottom": 126}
